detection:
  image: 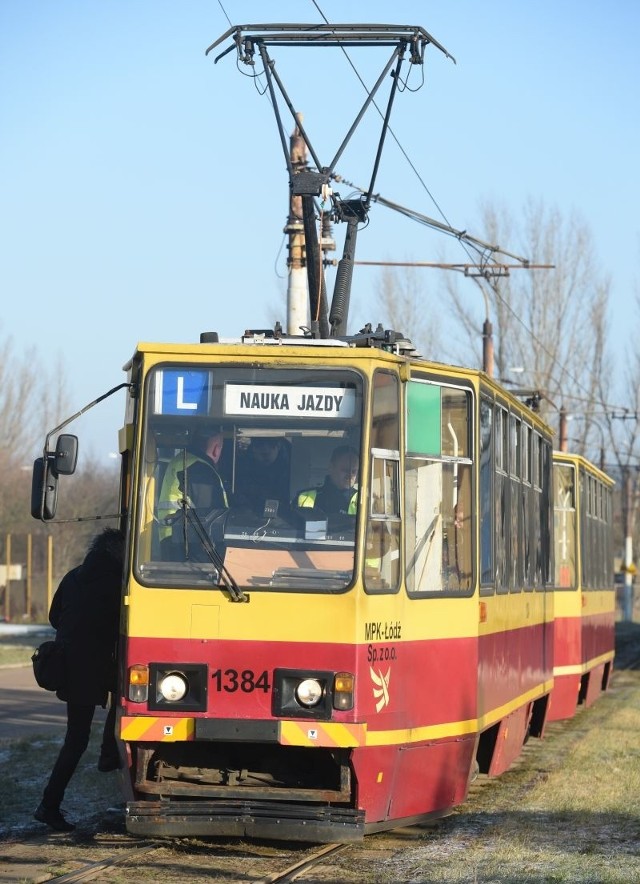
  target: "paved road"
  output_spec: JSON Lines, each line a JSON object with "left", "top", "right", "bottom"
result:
{"left": 0, "top": 665, "right": 106, "bottom": 742}
{"left": 0, "top": 625, "right": 112, "bottom": 742}
{"left": 0, "top": 664, "right": 70, "bottom": 741}
{"left": 0, "top": 624, "right": 68, "bottom": 741}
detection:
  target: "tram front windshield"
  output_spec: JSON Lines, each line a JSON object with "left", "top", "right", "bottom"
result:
{"left": 135, "top": 365, "right": 363, "bottom": 592}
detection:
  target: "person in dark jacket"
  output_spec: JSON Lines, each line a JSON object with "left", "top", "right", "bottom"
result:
{"left": 33, "top": 528, "right": 125, "bottom": 832}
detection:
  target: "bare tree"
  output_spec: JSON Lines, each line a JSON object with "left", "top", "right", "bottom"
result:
{"left": 0, "top": 333, "right": 71, "bottom": 458}
{"left": 0, "top": 333, "right": 45, "bottom": 457}
{"left": 442, "top": 199, "right": 611, "bottom": 453}
{"left": 0, "top": 330, "right": 81, "bottom": 617}
{"left": 0, "top": 331, "right": 72, "bottom": 535}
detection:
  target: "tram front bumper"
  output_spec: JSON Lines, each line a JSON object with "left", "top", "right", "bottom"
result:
{"left": 125, "top": 799, "right": 366, "bottom": 843}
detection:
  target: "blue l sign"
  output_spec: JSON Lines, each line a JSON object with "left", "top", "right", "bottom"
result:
{"left": 155, "top": 370, "right": 210, "bottom": 415}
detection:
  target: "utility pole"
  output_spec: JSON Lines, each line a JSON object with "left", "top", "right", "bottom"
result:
{"left": 482, "top": 318, "right": 494, "bottom": 378}
{"left": 285, "top": 115, "right": 309, "bottom": 335}
{"left": 559, "top": 406, "right": 568, "bottom": 452}
{"left": 476, "top": 278, "right": 494, "bottom": 377}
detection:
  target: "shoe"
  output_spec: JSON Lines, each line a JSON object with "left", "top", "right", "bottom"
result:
{"left": 97, "top": 754, "right": 121, "bottom": 772}
{"left": 34, "top": 802, "right": 75, "bottom": 832}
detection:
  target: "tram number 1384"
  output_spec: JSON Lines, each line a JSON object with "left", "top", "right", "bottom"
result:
{"left": 212, "top": 669, "right": 271, "bottom": 693}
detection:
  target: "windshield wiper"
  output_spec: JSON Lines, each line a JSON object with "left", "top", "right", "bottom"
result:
{"left": 176, "top": 499, "right": 247, "bottom": 603}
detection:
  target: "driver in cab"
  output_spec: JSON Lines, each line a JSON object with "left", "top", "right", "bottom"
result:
{"left": 295, "top": 445, "right": 359, "bottom": 517}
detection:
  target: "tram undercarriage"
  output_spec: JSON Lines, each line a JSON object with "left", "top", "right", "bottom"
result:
{"left": 125, "top": 741, "right": 365, "bottom": 841}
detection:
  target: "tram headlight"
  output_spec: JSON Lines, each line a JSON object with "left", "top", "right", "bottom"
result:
{"left": 158, "top": 672, "right": 188, "bottom": 702}
{"left": 128, "top": 664, "right": 149, "bottom": 702}
{"left": 295, "top": 678, "right": 324, "bottom": 708}
{"left": 273, "top": 668, "right": 338, "bottom": 719}
{"left": 148, "top": 663, "right": 207, "bottom": 712}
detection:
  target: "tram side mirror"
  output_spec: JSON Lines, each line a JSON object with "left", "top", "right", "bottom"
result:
{"left": 53, "top": 434, "right": 78, "bottom": 476}
{"left": 31, "top": 456, "right": 58, "bottom": 521}
{"left": 30, "top": 435, "right": 78, "bottom": 521}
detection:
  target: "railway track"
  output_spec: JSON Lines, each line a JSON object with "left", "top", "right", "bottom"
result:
{"left": 1, "top": 834, "right": 353, "bottom": 884}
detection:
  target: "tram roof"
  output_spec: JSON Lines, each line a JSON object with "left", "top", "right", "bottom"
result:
{"left": 552, "top": 450, "right": 615, "bottom": 486}
{"left": 128, "top": 338, "right": 555, "bottom": 436}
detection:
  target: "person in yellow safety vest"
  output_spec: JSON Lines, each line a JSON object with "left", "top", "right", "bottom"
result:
{"left": 295, "top": 445, "right": 359, "bottom": 516}
{"left": 158, "top": 425, "right": 228, "bottom": 558}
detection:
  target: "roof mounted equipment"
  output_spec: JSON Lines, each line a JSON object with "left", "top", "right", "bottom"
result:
{"left": 208, "top": 24, "right": 454, "bottom": 339}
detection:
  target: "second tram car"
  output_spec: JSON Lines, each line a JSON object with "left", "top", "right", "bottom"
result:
{"left": 549, "top": 452, "right": 615, "bottom": 721}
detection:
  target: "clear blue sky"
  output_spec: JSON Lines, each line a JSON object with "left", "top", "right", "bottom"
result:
{"left": 1, "top": 1, "right": 638, "bottom": 460}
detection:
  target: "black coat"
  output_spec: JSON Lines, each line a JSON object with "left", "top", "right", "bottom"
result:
{"left": 49, "top": 535, "right": 123, "bottom": 707}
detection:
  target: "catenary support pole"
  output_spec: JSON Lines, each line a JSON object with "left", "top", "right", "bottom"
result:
{"left": 286, "top": 115, "right": 309, "bottom": 335}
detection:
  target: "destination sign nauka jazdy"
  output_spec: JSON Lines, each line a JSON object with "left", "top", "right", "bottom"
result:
{"left": 225, "top": 385, "right": 356, "bottom": 418}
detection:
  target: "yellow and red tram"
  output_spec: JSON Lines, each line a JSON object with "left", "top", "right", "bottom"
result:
{"left": 98, "top": 331, "right": 579, "bottom": 841}
{"left": 548, "top": 452, "right": 615, "bottom": 721}
{"left": 33, "top": 335, "right": 616, "bottom": 842}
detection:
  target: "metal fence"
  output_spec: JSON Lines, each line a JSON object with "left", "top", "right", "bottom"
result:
{"left": 0, "top": 534, "right": 56, "bottom": 623}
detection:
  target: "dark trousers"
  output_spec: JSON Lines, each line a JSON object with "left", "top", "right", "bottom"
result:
{"left": 42, "top": 698, "right": 117, "bottom": 810}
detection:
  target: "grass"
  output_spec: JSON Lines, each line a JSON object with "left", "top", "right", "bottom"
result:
{"left": 0, "top": 628, "right": 51, "bottom": 667}
{"left": 0, "top": 643, "right": 37, "bottom": 666}
{"left": 371, "top": 666, "right": 640, "bottom": 883}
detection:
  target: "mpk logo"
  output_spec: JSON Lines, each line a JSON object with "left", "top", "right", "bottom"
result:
{"left": 370, "top": 665, "right": 391, "bottom": 712}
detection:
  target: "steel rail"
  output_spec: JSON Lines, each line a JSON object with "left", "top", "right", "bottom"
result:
{"left": 252, "top": 842, "right": 350, "bottom": 883}
{"left": 44, "top": 841, "right": 162, "bottom": 883}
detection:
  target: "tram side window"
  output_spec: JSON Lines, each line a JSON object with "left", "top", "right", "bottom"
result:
{"left": 521, "top": 423, "right": 532, "bottom": 589}
{"left": 581, "top": 471, "right": 611, "bottom": 590}
{"left": 596, "top": 480, "right": 606, "bottom": 588}
{"left": 531, "top": 432, "right": 545, "bottom": 588}
{"left": 605, "top": 485, "right": 614, "bottom": 586}
{"left": 137, "top": 432, "right": 163, "bottom": 561}
{"left": 540, "top": 439, "right": 553, "bottom": 587}
{"left": 494, "top": 406, "right": 509, "bottom": 594}
{"left": 365, "top": 371, "right": 401, "bottom": 593}
{"left": 580, "top": 471, "right": 591, "bottom": 588}
{"left": 404, "top": 381, "right": 473, "bottom": 595}
{"left": 553, "top": 463, "right": 577, "bottom": 589}
{"left": 479, "top": 399, "right": 493, "bottom": 588}
{"left": 509, "top": 415, "right": 522, "bottom": 590}
{"left": 490, "top": 407, "right": 548, "bottom": 593}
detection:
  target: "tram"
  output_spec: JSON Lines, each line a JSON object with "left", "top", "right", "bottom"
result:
{"left": 36, "top": 334, "right": 564, "bottom": 841}
{"left": 31, "top": 22, "right": 615, "bottom": 843}
{"left": 549, "top": 452, "right": 615, "bottom": 721}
